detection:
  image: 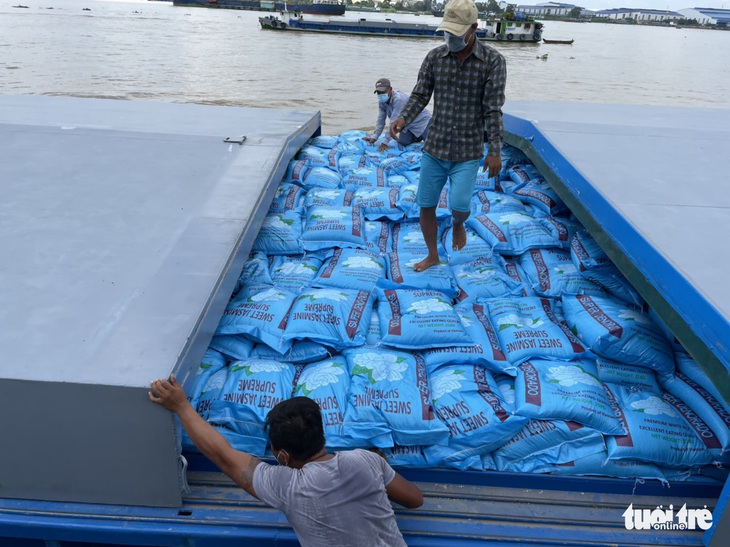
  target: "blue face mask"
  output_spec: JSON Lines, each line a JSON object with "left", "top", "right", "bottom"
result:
{"left": 444, "top": 31, "right": 468, "bottom": 52}
{"left": 378, "top": 93, "right": 389, "bottom": 104}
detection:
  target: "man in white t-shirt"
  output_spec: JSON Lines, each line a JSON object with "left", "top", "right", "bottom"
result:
{"left": 149, "top": 376, "right": 423, "bottom": 546}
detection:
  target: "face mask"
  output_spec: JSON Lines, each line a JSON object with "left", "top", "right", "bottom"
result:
{"left": 444, "top": 31, "right": 468, "bottom": 52}
{"left": 378, "top": 93, "right": 389, "bottom": 104}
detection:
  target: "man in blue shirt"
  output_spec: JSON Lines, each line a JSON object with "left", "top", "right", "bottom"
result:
{"left": 365, "top": 78, "right": 431, "bottom": 152}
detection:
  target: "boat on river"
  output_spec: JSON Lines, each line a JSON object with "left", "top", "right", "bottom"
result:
{"left": 543, "top": 38, "right": 574, "bottom": 44}
{"left": 259, "top": 14, "right": 543, "bottom": 42}
{"left": 172, "top": 0, "right": 346, "bottom": 16}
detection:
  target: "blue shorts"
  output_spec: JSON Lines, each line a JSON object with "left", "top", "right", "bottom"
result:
{"left": 416, "top": 152, "right": 480, "bottom": 213}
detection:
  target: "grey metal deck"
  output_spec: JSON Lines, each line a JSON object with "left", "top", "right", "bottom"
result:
{"left": 0, "top": 96, "right": 319, "bottom": 506}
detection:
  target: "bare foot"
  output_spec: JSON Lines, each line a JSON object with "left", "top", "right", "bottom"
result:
{"left": 413, "top": 255, "right": 441, "bottom": 272}
{"left": 452, "top": 224, "right": 467, "bottom": 251}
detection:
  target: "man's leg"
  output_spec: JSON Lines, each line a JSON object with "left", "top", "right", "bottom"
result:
{"left": 414, "top": 152, "right": 449, "bottom": 271}
{"left": 397, "top": 129, "right": 417, "bottom": 147}
{"left": 448, "top": 159, "right": 481, "bottom": 250}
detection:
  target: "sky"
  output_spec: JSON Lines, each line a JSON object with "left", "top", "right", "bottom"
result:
{"left": 571, "top": 0, "right": 728, "bottom": 11}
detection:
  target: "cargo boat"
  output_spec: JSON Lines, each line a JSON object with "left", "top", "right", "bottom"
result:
{"left": 259, "top": 13, "right": 544, "bottom": 41}
{"left": 172, "top": 0, "right": 346, "bottom": 16}
{"left": 1, "top": 96, "right": 730, "bottom": 546}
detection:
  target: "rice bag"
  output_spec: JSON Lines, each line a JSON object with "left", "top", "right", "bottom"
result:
{"left": 512, "top": 181, "right": 567, "bottom": 216}
{"left": 539, "top": 216, "right": 583, "bottom": 251}
{"left": 442, "top": 226, "right": 494, "bottom": 267}
{"left": 473, "top": 170, "right": 506, "bottom": 192}
{"left": 545, "top": 450, "right": 668, "bottom": 481}
{"left": 250, "top": 340, "right": 332, "bottom": 365}
{"left": 514, "top": 359, "right": 625, "bottom": 434}
{"left": 471, "top": 190, "right": 526, "bottom": 215}
{"left": 283, "top": 159, "right": 310, "bottom": 185}
{"left": 252, "top": 209, "right": 305, "bottom": 256}
{"left": 383, "top": 445, "right": 443, "bottom": 468}
{"left": 303, "top": 188, "right": 355, "bottom": 209}
{"left": 283, "top": 288, "right": 373, "bottom": 351}
{"left": 508, "top": 164, "right": 542, "bottom": 185}
{"left": 308, "top": 135, "right": 338, "bottom": 149}
{"left": 675, "top": 353, "right": 730, "bottom": 414}
{"left": 364, "top": 220, "right": 391, "bottom": 254}
{"left": 269, "top": 255, "right": 323, "bottom": 293}
{"left": 215, "top": 286, "right": 298, "bottom": 354}
{"left": 452, "top": 260, "right": 525, "bottom": 302}
{"left": 493, "top": 373, "right": 517, "bottom": 410}
{"left": 209, "top": 359, "right": 298, "bottom": 454}
{"left": 268, "top": 183, "right": 306, "bottom": 214}
{"left": 596, "top": 357, "right": 660, "bottom": 392}
{"left": 300, "top": 206, "right": 366, "bottom": 252}
{"left": 233, "top": 251, "right": 272, "bottom": 297}
{"left": 297, "top": 145, "right": 340, "bottom": 171}
{"left": 390, "top": 221, "right": 447, "bottom": 257}
{"left": 338, "top": 154, "right": 370, "bottom": 174}
{"left": 421, "top": 300, "right": 512, "bottom": 376}
{"left": 312, "top": 248, "right": 386, "bottom": 293}
{"left": 427, "top": 364, "right": 529, "bottom": 462}
{"left": 562, "top": 294, "right": 675, "bottom": 379}
{"left": 492, "top": 419, "right": 605, "bottom": 473}
{"left": 351, "top": 187, "right": 403, "bottom": 221}
{"left": 501, "top": 258, "right": 535, "bottom": 297}
{"left": 570, "top": 230, "right": 644, "bottom": 306}
{"left": 341, "top": 167, "right": 388, "bottom": 189}
{"left": 376, "top": 287, "right": 471, "bottom": 350}
{"left": 342, "top": 348, "right": 450, "bottom": 447}
{"left": 183, "top": 351, "right": 229, "bottom": 451}
{"left": 520, "top": 248, "right": 605, "bottom": 298}
{"left": 488, "top": 296, "right": 586, "bottom": 365}
{"left": 385, "top": 251, "right": 458, "bottom": 298}
{"left": 209, "top": 335, "right": 255, "bottom": 361}
{"left": 293, "top": 356, "right": 353, "bottom": 449}
{"left": 301, "top": 166, "right": 342, "bottom": 191}
{"left": 466, "top": 212, "right": 559, "bottom": 255}
{"left": 605, "top": 383, "right": 721, "bottom": 468}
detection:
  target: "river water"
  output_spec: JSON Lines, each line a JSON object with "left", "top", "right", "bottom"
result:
{"left": 2, "top": 0, "right": 729, "bottom": 134}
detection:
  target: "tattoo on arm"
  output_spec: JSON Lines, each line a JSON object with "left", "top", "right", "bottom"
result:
{"left": 240, "top": 456, "right": 261, "bottom": 496}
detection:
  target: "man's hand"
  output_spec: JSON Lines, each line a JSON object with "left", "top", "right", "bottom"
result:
{"left": 483, "top": 155, "right": 502, "bottom": 179}
{"left": 390, "top": 117, "right": 406, "bottom": 139}
{"left": 364, "top": 136, "right": 376, "bottom": 143}
{"left": 378, "top": 142, "right": 389, "bottom": 153}
{"left": 149, "top": 374, "right": 188, "bottom": 414}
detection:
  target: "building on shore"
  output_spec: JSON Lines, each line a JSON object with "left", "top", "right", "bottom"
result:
{"left": 593, "top": 8, "right": 682, "bottom": 23}
{"left": 514, "top": 3, "right": 582, "bottom": 17}
{"left": 678, "top": 7, "right": 730, "bottom": 26}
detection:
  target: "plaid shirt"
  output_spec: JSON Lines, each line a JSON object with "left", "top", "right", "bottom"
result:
{"left": 399, "top": 40, "right": 507, "bottom": 161}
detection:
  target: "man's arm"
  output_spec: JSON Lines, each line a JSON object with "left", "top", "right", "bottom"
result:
{"left": 482, "top": 51, "right": 507, "bottom": 176}
{"left": 386, "top": 473, "right": 424, "bottom": 509}
{"left": 391, "top": 54, "right": 435, "bottom": 138}
{"left": 367, "top": 103, "right": 387, "bottom": 143}
{"left": 149, "top": 376, "right": 261, "bottom": 498}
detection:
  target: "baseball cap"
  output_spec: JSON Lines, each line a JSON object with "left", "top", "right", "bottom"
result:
{"left": 436, "top": 0, "right": 478, "bottom": 36}
{"left": 374, "top": 78, "right": 391, "bottom": 93}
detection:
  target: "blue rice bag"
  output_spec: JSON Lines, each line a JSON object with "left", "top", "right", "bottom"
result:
{"left": 343, "top": 349, "right": 450, "bottom": 447}
{"left": 493, "top": 373, "right": 516, "bottom": 410}
{"left": 364, "top": 220, "right": 391, "bottom": 254}
{"left": 341, "top": 166, "right": 388, "bottom": 189}
{"left": 492, "top": 419, "right": 606, "bottom": 473}
{"left": 337, "top": 154, "right": 370, "bottom": 174}
{"left": 596, "top": 357, "right": 660, "bottom": 392}
{"left": 209, "top": 359, "right": 297, "bottom": 454}
{"left": 283, "top": 159, "right": 310, "bottom": 185}
{"left": 520, "top": 248, "right": 605, "bottom": 298}
{"left": 297, "top": 146, "right": 340, "bottom": 171}
{"left": 453, "top": 260, "right": 525, "bottom": 302}
{"left": 252, "top": 209, "right": 305, "bottom": 256}
{"left": 676, "top": 353, "right": 730, "bottom": 414}
{"left": 269, "top": 255, "right": 323, "bottom": 293}
{"left": 471, "top": 189, "right": 527, "bottom": 215}
{"left": 562, "top": 294, "right": 675, "bottom": 379}
{"left": 338, "top": 129, "right": 367, "bottom": 141}
{"left": 301, "top": 166, "right": 342, "bottom": 191}
{"left": 183, "top": 353, "right": 229, "bottom": 452}
{"left": 308, "top": 135, "right": 338, "bottom": 149}
{"left": 501, "top": 258, "right": 535, "bottom": 297}
{"left": 508, "top": 164, "right": 542, "bottom": 185}
{"left": 376, "top": 287, "right": 471, "bottom": 350}
{"left": 402, "top": 170, "right": 420, "bottom": 185}
{"left": 474, "top": 169, "right": 506, "bottom": 192}
{"left": 605, "top": 383, "right": 721, "bottom": 468}
{"left": 351, "top": 187, "right": 403, "bottom": 221}
{"left": 293, "top": 356, "right": 353, "bottom": 449}
{"left": 425, "top": 444, "right": 488, "bottom": 471}
{"left": 283, "top": 288, "right": 373, "bottom": 351}
{"left": 540, "top": 216, "right": 583, "bottom": 251}
{"left": 513, "top": 359, "right": 625, "bottom": 435}
{"left": 390, "top": 221, "right": 447, "bottom": 257}
{"left": 442, "top": 226, "right": 494, "bottom": 267}
{"left": 379, "top": 156, "right": 414, "bottom": 175}
{"left": 384, "top": 251, "right": 458, "bottom": 298}
{"left": 395, "top": 184, "right": 418, "bottom": 219}
{"left": 383, "top": 445, "right": 443, "bottom": 468}
{"left": 233, "top": 252, "right": 273, "bottom": 296}
{"left": 312, "top": 248, "right": 386, "bottom": 293}
{"left": 466, "top": 212, "right": 558, "bottom": 255}
{"left": 250, "top": 340, "right": 332, "bottom": 365}
{"left": 570, "top": 230, "right": 644, "bottom": 306}
{"left": 386, "top": 174, "right": 409, "bottom": 187}
{"left": 427, "top": 364, "right": 529, "bottom": 462}
{"left": 303, "top": 188, "right": 356, "bottom": 209}
{"left": 300, "top": 206, "right": 366, "bottom": 252}
{"left": 366, "top": 305, "right": 381, "bottom": 346}
{"left": 489, "top": 296, "right": 586, "bottom": 365}
{"left": 268, "top": 183, "right": 306, "bottom": 214}
{"left": 513, "top": 181, "right": 567, "bottom": 216}
{"left": 209, "top": 335, "right": 255, "bottom": 361}
{"left": 661, "top": 371, "right": 730, "bottom": 458}
{"left": 421, "top": 301, "right": 512, "bottom": 377}
{"left": 545, "top": 450, "right": 668, "bottom": 481}
{"left": 215, "top": 286, "right": 298, "bottom": 353}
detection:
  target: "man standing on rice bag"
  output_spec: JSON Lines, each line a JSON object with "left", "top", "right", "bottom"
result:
{"left": 390, "top": 0, "right": 507, "bottom": 271}
{"left": 365, "top": 77, "right": 432, "bottom": 152}
{"left": 149, "top": 376, "right": 423, "bottom": 547}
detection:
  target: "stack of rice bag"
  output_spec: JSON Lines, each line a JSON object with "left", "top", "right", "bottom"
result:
{"left": 183, "top": 130, "right": 730, "bottom": 482}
